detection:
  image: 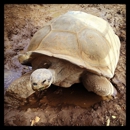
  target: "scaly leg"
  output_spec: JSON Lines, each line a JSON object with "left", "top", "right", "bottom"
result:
{"left": 81, "top": 72, "right": 117, "bottom": 98}
{"left": 4, "top": 71, "right": 35, "bottom": 107}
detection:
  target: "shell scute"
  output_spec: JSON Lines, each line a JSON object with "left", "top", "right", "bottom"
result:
{"left": 19, "top": 11, "right": 120, "bottom": 78}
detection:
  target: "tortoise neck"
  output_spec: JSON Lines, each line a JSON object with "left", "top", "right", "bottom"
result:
{"left": 48, "top": 69, "right": 56, "bottom": 84}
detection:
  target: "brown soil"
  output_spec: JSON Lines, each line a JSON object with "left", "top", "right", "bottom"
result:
{"left": 4, "top": 4, "right": 126, "bottom": 126}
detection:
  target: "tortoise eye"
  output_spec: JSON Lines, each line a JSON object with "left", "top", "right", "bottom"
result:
{"left": 33, "top": 83, "right": 37, "bottom": 86}
{"left": 42, "top": 80, "right": 46, "bottom": 84}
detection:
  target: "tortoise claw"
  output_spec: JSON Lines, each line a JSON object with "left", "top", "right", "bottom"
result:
{"left": 112, "top": 87, "right": 117, "bottom": 98}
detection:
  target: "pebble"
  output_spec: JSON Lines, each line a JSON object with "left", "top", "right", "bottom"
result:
{"left": 112, "top": 115, "right": 116, "bottom": 119}
{"left": 106, "top": 118, "right": 110, "bottom": 126}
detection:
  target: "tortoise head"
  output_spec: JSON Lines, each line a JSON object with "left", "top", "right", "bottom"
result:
{"left": 30, "top": 69, "right": 53, "bottom": 91}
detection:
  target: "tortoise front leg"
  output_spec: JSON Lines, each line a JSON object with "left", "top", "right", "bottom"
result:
{"left": 81, "top": 72, "right": 117, "bottom": 98}
{"left": 4, "top": 71, "right": 35, "bottom": 107}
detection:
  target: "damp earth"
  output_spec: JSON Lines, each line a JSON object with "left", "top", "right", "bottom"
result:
{"left": 4, "top": 4, "right": 126, "bottom": 126}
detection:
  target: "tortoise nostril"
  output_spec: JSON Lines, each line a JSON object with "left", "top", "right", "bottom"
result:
{"left": 33, "top": 82, "right": 37, "bottom": 86}
{"left": 42, "top": 80, "right": 46, "bottom": 84}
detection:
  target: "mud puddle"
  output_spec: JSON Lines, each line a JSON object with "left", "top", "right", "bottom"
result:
{"left": 20, "top": 83, "right": 103, "bottom": 110}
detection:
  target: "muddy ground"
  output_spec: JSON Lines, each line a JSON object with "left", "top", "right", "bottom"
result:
{"left": 4, "top": 4, "right": 126, "bottom": 126}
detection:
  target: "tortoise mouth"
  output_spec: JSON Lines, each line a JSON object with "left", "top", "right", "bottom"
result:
{"left": 32, "top": 87, "right": 45, "bottom": 92}
{"left": 38, "top": 85, "right": 49, "bottom": 91}
{"left": 38, "top": 87, "right": 46, "bottom": 91}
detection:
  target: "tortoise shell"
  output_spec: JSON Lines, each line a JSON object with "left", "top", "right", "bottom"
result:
{"left": 18, "top": 11, "right": 120, "bottom": 78}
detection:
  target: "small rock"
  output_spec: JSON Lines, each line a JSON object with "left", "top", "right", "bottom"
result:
{"left": 112, "top": 115, "right": 116, "bottom": 119}
{"left": 35, "top": 116, "right": 40, "bottom": 122}
{"left": 106, "top": 118, "right": 110, "bottom": 126}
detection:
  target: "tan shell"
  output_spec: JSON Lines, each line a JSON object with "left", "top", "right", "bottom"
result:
{"left": 19, "top": 11, "right": 120, "bottom": 78}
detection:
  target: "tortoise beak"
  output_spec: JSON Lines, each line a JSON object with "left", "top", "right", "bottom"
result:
{"left": 38, "top": 87, "right": 46, "bottom": 91}
{"left": 38, "top": 85, "right": 49, "bottom": 91}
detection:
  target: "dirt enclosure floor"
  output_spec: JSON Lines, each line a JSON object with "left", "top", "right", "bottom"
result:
{"left": 4, "top": 4, "right": 126, "bottom": 126}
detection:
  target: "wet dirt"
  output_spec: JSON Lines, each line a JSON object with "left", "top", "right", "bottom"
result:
{"left": 4, "top": 4, "right": 126, "bottom": 126}
{"left": 20, "top": 84, "right": 103, "bottom": 110}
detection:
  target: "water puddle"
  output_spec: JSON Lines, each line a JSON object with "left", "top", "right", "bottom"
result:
{"left": 25, "top": 83, "right": 104, "bottom": 109}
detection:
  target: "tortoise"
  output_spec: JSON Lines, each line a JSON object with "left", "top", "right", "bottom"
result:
{"left": 4, "top": 11, "right": 120, "bottom": 106}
